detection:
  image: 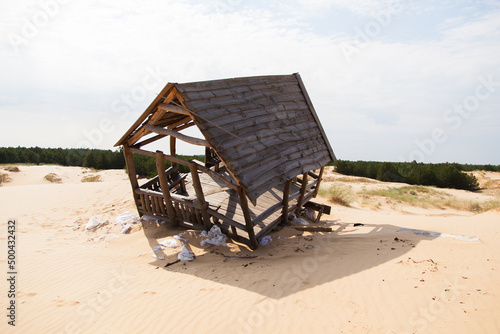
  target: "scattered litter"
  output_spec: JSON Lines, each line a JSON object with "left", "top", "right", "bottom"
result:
{"left": 305, "top": 244, "right": 314, "bottom": 249}
{"left": 259, "top": 236, "right": 272, "bottom": 247}
{"left": 303, "top": 207, "right": 316, "bottom": 221}
{"left": 398, "top": 228, "right": 479, "bottom": 241}
{"left": 200, "top": 225, "right": 227, "bottom": 247}
{"left": 115, "top": 212, "right": 141, "bottom": 225}
{"left": 85, "top": 217, "right": 109, "bottom": 231}
{"left": 142, "top": 215, "right": 167, "bottom": 225}
{"left": 293, "top": 215, "right": 309, "bottom": 226}
{"left": 174, "top": 231, "right": 193, "bottom": 242}
{"left": 120, "top": 224, "right": 133, "bottom": 234}
{"left": 160, "top": 238, "right": 180, "bottom": 248}
{"left": 178, "top": 245, "right": 194, "bottom": 261}
{"left": 153, "top": 253, "right": 167, "bottom": 260}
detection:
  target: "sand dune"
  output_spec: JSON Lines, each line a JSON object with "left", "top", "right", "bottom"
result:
{"left": 1, "top": 165, "right": 499, "bottom": 334}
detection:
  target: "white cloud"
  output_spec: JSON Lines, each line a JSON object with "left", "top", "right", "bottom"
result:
{"left": 0, "top": 0, "right": 499, "bottom": 164}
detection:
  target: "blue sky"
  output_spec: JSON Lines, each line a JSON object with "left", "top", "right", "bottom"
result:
{"left": 1, "top": 0, "right": 499, "bottom": 164}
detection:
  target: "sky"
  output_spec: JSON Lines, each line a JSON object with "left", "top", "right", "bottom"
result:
{"left": 1, "top": 0, "right": 499, "bottom": 164}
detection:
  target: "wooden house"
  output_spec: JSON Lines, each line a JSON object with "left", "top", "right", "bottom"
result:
{"left": 115, "top": 73, "right": 336, "bottom": 249}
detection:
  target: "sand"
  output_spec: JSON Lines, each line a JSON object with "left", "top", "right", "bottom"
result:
{"left": 1, "top": 165, "right": 499, "bottom": 334}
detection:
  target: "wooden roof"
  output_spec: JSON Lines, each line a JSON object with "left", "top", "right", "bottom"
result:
{"left": 116, "top": 73, "right": 336, "bottom": 202}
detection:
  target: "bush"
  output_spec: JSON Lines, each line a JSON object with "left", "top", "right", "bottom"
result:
{"left": 331, "top": 160, "right": 483, "bottom": 191}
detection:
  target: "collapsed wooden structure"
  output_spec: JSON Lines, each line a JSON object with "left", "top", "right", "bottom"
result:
{"left": 115, "top": 73, "right": 336, "bottom": 249}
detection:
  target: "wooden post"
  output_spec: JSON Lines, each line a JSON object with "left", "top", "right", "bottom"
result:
{"left": 297, "top": 172, "right": 308, "bottom": 210}
{"left": 281, "top": 179, "right": 292, "bottom": 224}
{"left": 189, "top": 162, "right": 211, "bottom": 230}
{"left": 170, "top": 137, "right": 176, "bottom": 168}
{"left": 123, "top": 145, "right": 142, "bottom": 214}
{"left": 156, "top": 151, "right": 177, "bottom": 226}
{"left": 238, "top": 187, "right": 258, "bottom": 249}
{"left": 314, "top": 166, "right": 325, "bottom": 198}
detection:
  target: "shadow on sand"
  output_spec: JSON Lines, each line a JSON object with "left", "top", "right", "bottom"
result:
{"left": 140, "top": 219, "right": 436, "bottom": 299}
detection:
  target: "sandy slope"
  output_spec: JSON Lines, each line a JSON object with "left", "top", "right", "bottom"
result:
{"left": 0, "top": 165, "right": 499, "bottom": 334}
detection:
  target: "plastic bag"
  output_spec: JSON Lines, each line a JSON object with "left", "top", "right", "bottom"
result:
{"left": 115, "top": 212, "right": 141, "bottom": 225}
{"left": 259, "top": 236, "right": 272, "bottom": 246}
{"left": 200, "top": 225, "right": 227, "bottom": 247}
{"left": 293, "top": 216, "right": 309, "bottom": 226}
{"left": 160, "top": 238, "right": 180, "bottom": 248}
{"left": 85, "top": 217, "right": 108, "bottom": 231}
{"left": 178, "top": 245, "right": 194, "bottom": 261}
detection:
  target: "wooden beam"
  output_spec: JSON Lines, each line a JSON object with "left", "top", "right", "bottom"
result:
{"left": 191, "top": 161, "right": 238, "bottom": 190}
{"left": 144, "top": 124, "right": 210, "bottom": 147}
{"left": 129, "top": 147, "right": 190, "bottom": 167}
{"left": 189, "top": 162, "right": 212, "bottom": 230}
{"left": 115, "top": 84, "right": 174, "bottom": 146}
{"left": 170, "top": 136, "right": 176, "bottom": 167}
{"left": 158, "top": 103, "right": 192, "bottom": 116}
{"left": 156, "top": 151, "right": 177, "bottom": 226}
{"left": 134, "top": 134, "right": 166, "bottom": 148}
{"left": 238, "top": 187, "right": 258, "bottom": 249}
{"left": 281, "top": 179, "right": 292, "bottom": 225}
{"left": 123, "top": 145, "right": 141, "bottom": 215}
{"left": 313, "top": 165, "right": 325, "bottom": 198}
{"left": 295, "top": 73, "right": 337, "bottom": 162}
{"left": 297, "top": 172, "right": 308, "bottom": 210}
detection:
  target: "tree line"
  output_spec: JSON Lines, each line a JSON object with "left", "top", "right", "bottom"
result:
{"left": 0, "top": 147, "right": 203, "bottom": 178}
{"left": 330, "top": 160, "right": 500, "bottom": 191}
{"left": 2, "top": 147, "right": 498, "bottom": 189}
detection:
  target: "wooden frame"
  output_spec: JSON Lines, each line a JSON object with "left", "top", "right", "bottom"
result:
{"left": 116, "top": 74, "right": 335, "bottom": 249}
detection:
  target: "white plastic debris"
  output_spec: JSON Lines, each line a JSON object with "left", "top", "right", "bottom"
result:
{"left": 259, "top": 236, "right": 272, "bottom": 247}
{"left": 120, "top": 224, "right": 133, "bottom": 234}
{"left": 293, "top": 216, "right": 309, "bottom": 226}
{"left": 153, "top": 253, "right": 167, "bottom": 260}
{"left": 178, "top": 245, "right": 194, "bottom": 261}
{"left": 115, "top": 212, "right": 141, "bottom": 225}
{"left": 85, "top": 217, "right": 108, "bottom": 231}
{"left": 200, "top": 225, "right": 227, "bottom": 247}
{"left": 160, "top": 238, "right": 180, "bottom": 248}
{"left": 303, "top": 207, "right": 316, "bottom": 221}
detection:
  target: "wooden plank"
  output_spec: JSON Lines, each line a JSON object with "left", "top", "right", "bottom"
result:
{"left": 189, "top": 162, "right": 212, "bottom": 230}
{"left": 297, "top": 172, "right": 308, "bottom": 210}
{"left": 192, "top": 162, "right": 238, "bottom": 190}
{"left": 206, "top": 208, "right": 247, "bottom": 231}
{"left": 203, "top": 113, "right": 312, "bottom": 144}
{"left": 199, "top": 100, "right": 309, "bottom": 126}
{"left": 175, "top": 74, "right": 297, "bottom": 93}
{"left": 156, "top": 151, "right": 177, "bottom": 225}
{"left": 231, "top": 135, "right": 325, "bottom": 176}
{"left": 123, "top": 145, "right": 142, "bottom": 214}
{"left": 237, "top": 146, "right": 328, "bottom": 191}
{"left": 157, "top": 103, "right": 192, "bottom": 116}
{"left": 170, "top": 136, "right": 176, "bottom": 157}
{"left": 243, "top": 150, "right": 330, "bottom": 196}
{"left": 313, "top": 165, "right": 325, "bottom": 198}
{"left": 252, "top": 201, "right": 284, "bottom": 227}
{"left": 129, "top": 147, "right": 190, "bottom": 166}
{"left": 187, "top": 90, "right": 306, "bottom": 113}
{"left": 295, "top": 73, "right": 336, "bottom": 162}
{"left": 126, "top": 89, "right": 180, "bottom": 146}
{"left": 144, "top": 124, "right": 210, "bottom": 147}
{"left": 180, "top": 80, "right": 298, "bottom": 100}
{"left": 115, "top": 84, "right": 174, "bottom": 146}
{"left": 281, "top": 179, "right": 292, "bottom": 225}
{"left": 238, "top": 187, "right": 258, "bottom": 249}
{"left": 218, "top": 123, "right": 322, "bottom": 161}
